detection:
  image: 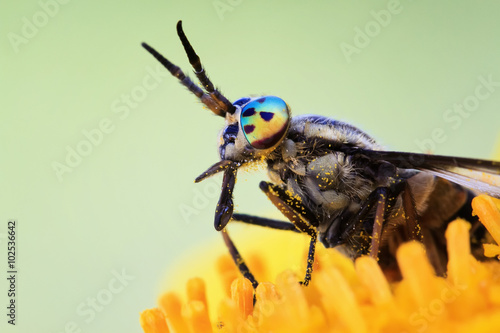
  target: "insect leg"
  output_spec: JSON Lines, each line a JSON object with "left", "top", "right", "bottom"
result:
{"left": 336, "top": 187, "right": 390, "bottom": 244}
{"left": 330, "top": 186, "right": 403, "bottom": 258}
{"left": 214, "top": 166, "right": 237, "bottom": 231}
{"left": 301, "top": 232, "right": 318, "bottom": 286}
{"left": 231, "top": 213, "right": 300, "bottom": 232}
{"left": 362, "top": 183, "right": 421, "bottom": 258}
{"left": 221, "top": 229, "right": 259, "bottom": 289}
{"left": 370, "top": 188, "right": 388, "bottom": 258}
{"left": 259, "top": 181, "right": 318, "bottom": 286}
{"left": 400, "top": 181, "right": 423, "bottom": 242}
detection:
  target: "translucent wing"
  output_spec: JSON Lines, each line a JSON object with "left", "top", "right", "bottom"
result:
{"left": 357, "top": 149, "right": 500, "bottom": 197}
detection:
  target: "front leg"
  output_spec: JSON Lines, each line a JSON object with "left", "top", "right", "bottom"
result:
{"left": 258, "top": 181, "right": 319, "bottom": 286}
{"left": 224, "top": 181, "right": 320, "bottom": 287}
{"left": 231, "top": 213, "right": 300, "bottom": 233}
{"left": 221, "top": 230, "right": 259, "bottom": 289}
{"left": 231, "top": 212, "right": 316, "bottom": 286}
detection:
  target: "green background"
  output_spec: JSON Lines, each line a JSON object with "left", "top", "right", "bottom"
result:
{"left": 1, "top": 0, "right": 500, "bottom": 332}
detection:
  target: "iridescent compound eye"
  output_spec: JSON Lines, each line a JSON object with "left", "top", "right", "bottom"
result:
{"left": 239, "top": 96, "right": 290, "bottom": 150}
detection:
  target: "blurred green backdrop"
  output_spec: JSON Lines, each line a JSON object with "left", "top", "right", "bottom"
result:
{"left": 1, "top": 0, "right": 500, "bottom": 332}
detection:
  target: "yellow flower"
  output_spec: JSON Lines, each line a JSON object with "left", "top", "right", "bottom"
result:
{"left": 140, "top": 195, "right": 500, "bottom": 333}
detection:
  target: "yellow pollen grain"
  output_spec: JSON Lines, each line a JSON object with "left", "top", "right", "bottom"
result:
{"left": 216, "top": 254, "right": 239, "bottom": 296}
{"left": 355, "top": 256, "right": 393, "bottom": 305}
{"left": 231, "top": 276, "right": 254, "bottom": 318}
{"left": 317, "top": 266, "right": 367, "bottom": 333}
{"left": 157, "top": 293, "right": 189, "bottom": 333}
{"left": 255, "top": 281, "right": 280, "bottom": 303}
{"left": 483, "top": 243, "right": 500, "bottom": 257}
{"left": 186, "top": 277, "right": 208, "bottom": 310}
{"left": 446, "top": 219, "right": 472, "bottom": 287}
{"left": 472, "top": 194, "right": 500, "bottom": 244}
{"left": 396, "top": 241, "right": 439, "bottom": 307}
{"left": 216, "top": 299, "right": 241, "bottom": 333}
{"left": 183, "top": 300, "right": 212, "bottom": 333}
{"left": 140, "top": 308, "right": 170, "bottom": 333}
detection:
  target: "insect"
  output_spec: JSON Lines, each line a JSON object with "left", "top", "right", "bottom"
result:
{"left": 142, "top": 21, "right": 500, "bottom": 287}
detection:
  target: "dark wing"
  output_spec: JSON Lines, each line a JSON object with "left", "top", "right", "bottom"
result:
{"left": 356, "top": 149, "right": 500, "bottom": 197}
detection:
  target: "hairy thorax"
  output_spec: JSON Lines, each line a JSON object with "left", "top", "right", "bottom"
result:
{"left": 266, "top": 115, "right": 382, "bottom": 221}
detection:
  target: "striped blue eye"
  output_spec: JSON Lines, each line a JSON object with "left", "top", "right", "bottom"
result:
{"left": 240, "top": 96, "right": 290, "bottom": 150}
